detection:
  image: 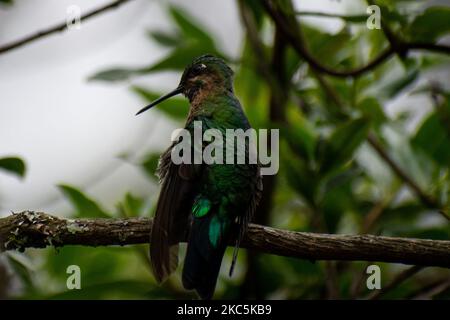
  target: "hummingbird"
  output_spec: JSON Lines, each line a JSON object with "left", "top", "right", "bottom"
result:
{"left": 136, "top": 54, "right": 262, "bottom": 299}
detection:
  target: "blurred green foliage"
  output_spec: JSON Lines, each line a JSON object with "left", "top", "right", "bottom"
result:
{"left": 0, "top": 0, "right": 13, "bottom": 6}
{"left": 1, "top": 0, "right": 450, "bottom": 299}
{"left": 0, "top": 157, "right": 26, "bottom": 178}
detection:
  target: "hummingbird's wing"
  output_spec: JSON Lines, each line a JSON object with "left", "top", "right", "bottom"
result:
{"left": 150, "top": 144, "right": 201, "bottom": 283}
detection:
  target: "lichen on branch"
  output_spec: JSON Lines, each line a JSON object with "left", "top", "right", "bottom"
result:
{"left": 0, "top": 211, "right": 449, "bottom": 269}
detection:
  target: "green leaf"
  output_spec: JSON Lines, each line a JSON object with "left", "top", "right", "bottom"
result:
{"left": 295, "top": 11, "right": 368, "bottom": 23}
{"left": 234, "top": 47, "right": 269, "bottom": 128}
{"left": 283, "top": 111, "right": 317, "bottom": 162}
{"left": 6, "top": 253, "right": 34, "bottom": 291}
{"left": 379, "top": 67, "right": 419, "bottom": 99}
{"left": 147, "top": 30, "right": 181, "bottom": 47}
{"left": 312, "top": 31, "right": 352, "bottom": 65}
{"left": 90, "top": 43, "right": 220, "bottom": 82}
{"left": 132, "top": 86, "right": 189, "bottom": 120}
{"left": 140, "top": 152, "right": 160, "bottom": 180}
{"left": 301, "top": 25, "right": 353, "bottom": 69}
{"left": 0, "top": 157, "right": 26, "bottom": 178}
{"left": 119, "top": 193, "right": 145, "bottom": 217}
{"left": 58, "top": 185, "right": 110, "bottom": 218}
{"left": 169, "top": 6, "right": 214, "bottom": 46}
{"left": 0, "top": 0, "right": 13, "bottom": 6}
{"left": 88, "top": 67, "right": 147, "bottom": 82}
{"left": 320, "top": 175, "right": 355, "bottom": 233}
{"left": 89, "top": 5, "right": 224, "bottom": 83}
{"left": 371, "top": 3, "right": 408, "bottom": 27}
{"left": 283, "top": 144, "right": 318, "bottom": 206}
{"left": 413, "top": 111, "right": 450, "bottom": 167}
{"left": 356, "top": 97, "right": 386, "bottom": 126}
{"left": 319, "top": 118, "right": 370, "bottom": 174}
{"left": 146, "top": 43, "right": 218, "bottom": 73}
{"left": 408, "top": 6, "right": 450, "bottom": 42}
{"left": 400, "top": 227, "right": 450, "bottom": 240}
{"left": 45, "top": 280, "right": 158, "bottom": 300}
{"left": 244, "top": 0, "right": 266, "bottom": 27}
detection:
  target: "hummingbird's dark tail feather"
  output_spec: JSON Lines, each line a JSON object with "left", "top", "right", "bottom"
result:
{"left": 182, "top": 214, "right": 229, "bottom": 300}
{"left": 150, "top": 162, "right": 196, "bottom": 283}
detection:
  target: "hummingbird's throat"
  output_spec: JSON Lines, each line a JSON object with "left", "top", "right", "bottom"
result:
{"left": 184, "top": 73, "right": 228, "bottom": 104}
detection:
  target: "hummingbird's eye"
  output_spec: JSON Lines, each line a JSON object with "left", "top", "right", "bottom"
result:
{"left": 191, "top": 63, "right": 207, "bottom": 76}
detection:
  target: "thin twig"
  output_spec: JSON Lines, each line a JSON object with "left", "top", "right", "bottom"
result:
{"left": 0, "top": 0, "right": 135, "bottom": 55}
{"left": 409, "top": 278, "right": 450, "bottom": 299}
{"left": 262, "top": 0, "right": 450, "bottom": 78}
{"left": 367, "top": 265, "right": 425, "bottom": 300}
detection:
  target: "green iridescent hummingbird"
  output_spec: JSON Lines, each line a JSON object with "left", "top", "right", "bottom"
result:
{"left": 136, "top": 54, "right": 262, "bottom": 299}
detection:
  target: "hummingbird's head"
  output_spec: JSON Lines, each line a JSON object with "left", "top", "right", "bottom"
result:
{"left": 179, "top": 54, "right": 234, "bottom": 101}
{"left": 136, "top": 54, "right": 233, "bottom": 115}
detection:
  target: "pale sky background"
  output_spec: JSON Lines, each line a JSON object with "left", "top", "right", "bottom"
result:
{"left": 0, "top": 0, "right": 448, "bottom": 217}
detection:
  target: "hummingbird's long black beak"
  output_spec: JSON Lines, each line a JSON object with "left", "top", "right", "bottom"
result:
{"left": 135, "top": 86, "right": 184, "bottom": 116}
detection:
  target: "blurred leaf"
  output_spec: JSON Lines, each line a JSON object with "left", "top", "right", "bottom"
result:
{"left": 146, "top": 44, "right": 217, "bottom": 73}
{"left": 46, "top": 280, "right": 155, "bottom": 300}
{"left": 378, "top": 202, "right": 425, "bottom": 223}
{"left": 132, "top": 86, "right": 189, "bottom": 120}
{"left": 295, "top": 11, "right": 367, "bottom": 23}
{"left": 58, "top": 185, "right": 110, "bottom": 218}
{"left": 319, "top": 118, "right": 370, "bottom": 174}
{"left": 0, "top": 157, "right": 26, "bottom": 178}
{"left": 379, "top": 67, "right": 419, "bottom": 99}
{"left": 145, "top": 6, "right": 224, "bottom": 72}
{"left": 90, "top": 5, "right": 224, "bottom": 82}
{"left": 408, "top": 6, "right": 450, "bottom": 42}
{"left": 413, "top": 111, "right": 450, "bottom": 167}
{"left": 250, "top": 254, "right": 288, "bottom": 296}
{"left": 41, "top": 244, "right": 161, "bottom": 299}
{"left": 314, "top": 31, "right": 352, "bottom": 67}
{"left": 400, "top": 227, "right": 450, "bottom": 240}
{"left": 301, "top": 25, "right": 353, "bottom": 69}
{"left": 376, "top": 3, "right": 408, "bottom": 26}
{"left": 147, "top": 30, "right": 181, "bottom": 47}
{"left": 284, "top": 47, "right": 302, "bottom": 80}
{"left": 88, "top": 67, "right": 147, "bottom": 82}
{"left": 234, "top": 45, "right": 269, "bottom": 128}
{"left": 319, "top": 169, "right": 360, "bottom": 232}
{"left": 6, "top": 253, "right": 34, "bottom": 291}
{"left": 122, "top": 193, "right": 145, "bottom": 217}
{"left": 140, "top": 152, "right": 160, "bottom": 180}
{"left": 244, "top": 0, "right": 266, "bottom": 27}
{"left": 283, "top": 144, "right": 318, "bottom": 205}
{"left": 169, "top": 6, "right": 214, "bottom": 46}
{"left": 0, "top": 0, "right": 13, "bottom": 6}
{"left": 356, "top": 97, "right": 386, "bottom": 126}
{"left": 283, "top": 112, "right": 317, "bottom": 162}
{"left": 420, "top": 55, "right": 450, "bottom": 70}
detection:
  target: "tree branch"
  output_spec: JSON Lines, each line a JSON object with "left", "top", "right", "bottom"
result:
{"left": 262, "top": 0, "right": 450, "bottom": 78}
{"left": 0, "top": 0, "right": 134, "bottom": 55}
{"left": 1, "top": 211, "right": 449, "bottom": 268}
